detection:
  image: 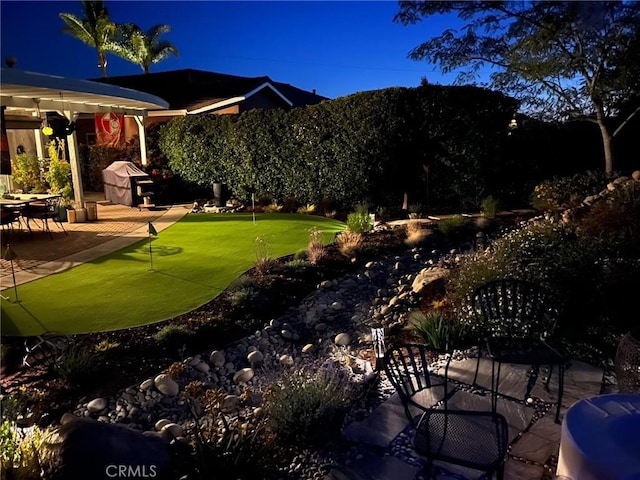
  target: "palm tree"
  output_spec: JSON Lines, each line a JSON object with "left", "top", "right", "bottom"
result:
{"left": 112, "top": 23, "right": 178, "bottom": 74}
{"left": 59, "top": 1, "right": 116, "bottom": 78}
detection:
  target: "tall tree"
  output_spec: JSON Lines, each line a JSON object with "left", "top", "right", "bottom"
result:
{"left": 60, "top": 0, "right": 116, "bottom": 78}
{"left": 111, "top": 23, "right": 178, "bottom": 74}
{"left": 395, "top": 1, "right": 640, "bottom": 176}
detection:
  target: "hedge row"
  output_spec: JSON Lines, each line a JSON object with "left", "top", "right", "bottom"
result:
{"left": 159, "top": 85, "right": 517, "bottom": 209}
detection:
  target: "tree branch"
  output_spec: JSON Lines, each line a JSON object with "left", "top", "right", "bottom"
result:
{"left": 612, "top": 105, "right": 640, "bottom": 138}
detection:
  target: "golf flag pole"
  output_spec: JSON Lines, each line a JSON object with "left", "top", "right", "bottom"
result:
{"left": 251, "top": 193, "right": 256, "bottom": 225}
{"left": 2, "top": 244, "right": 19, "bottom": 302}
{"left": 148, "top": 222, "right": 158, "bottom": 271}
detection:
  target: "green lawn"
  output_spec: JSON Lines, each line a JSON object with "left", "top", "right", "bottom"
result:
{"left": 1, "top": 213, "right": 344, "bottom": 336}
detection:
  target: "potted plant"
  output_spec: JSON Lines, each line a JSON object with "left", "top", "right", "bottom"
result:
{"left": 44, "top": 139, "right": 74, "bottom": 222}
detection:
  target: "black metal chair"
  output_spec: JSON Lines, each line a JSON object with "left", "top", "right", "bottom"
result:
{"left": 383, "top": 344, "right": 455, "bottom": 425}
{"left": 0, "top": 206, "right": 23, "bottom": 235}
{"left": 471, "top": 278, "right": 565, "bottom": 422}
{"left": 413, "top": 409, "right": 509, "bottom": 480}
{"left": 24, "top": 197, "right": 67, "bottom": 238}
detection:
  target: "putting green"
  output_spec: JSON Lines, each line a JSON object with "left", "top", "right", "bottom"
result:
{"left": 1, "top": 213, "right": 344, "bottom": 337}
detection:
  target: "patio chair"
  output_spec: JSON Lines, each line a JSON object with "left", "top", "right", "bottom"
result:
{"left": 1, "top": 207, "right": 23, "bottom": 235}
{"left": 471, "top": 278, "right": 566, "bottom": 422}
{"left": 413, "top": 409, "right": 509, "bottom": 480}
{"left": 24, "top": 197, "right": 67, "bottom": 238}
{"left": 383, "top": 344, "right": 455, "bottom": 426}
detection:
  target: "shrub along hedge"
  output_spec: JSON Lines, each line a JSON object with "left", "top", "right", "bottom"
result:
{"left": 159, "top": 84, "right": 517, "bottom": 210}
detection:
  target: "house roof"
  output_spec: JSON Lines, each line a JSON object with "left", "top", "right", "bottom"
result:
{"left": 94, "top": 69, "right": 327, "bottom": 114}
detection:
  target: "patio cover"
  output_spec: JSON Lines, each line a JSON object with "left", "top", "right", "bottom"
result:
{"left": 102, "top": 161, "right": 149, "bottom": 207}
{"left": 0, "top": 68, "right": 168, "bottom": 206}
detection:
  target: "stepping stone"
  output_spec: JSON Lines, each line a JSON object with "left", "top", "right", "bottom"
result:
{"left": 342, "top": 381, "right": 452, "bottom": 448}
{"left": 325, "top": 455, "right": 419, "bottom": 480}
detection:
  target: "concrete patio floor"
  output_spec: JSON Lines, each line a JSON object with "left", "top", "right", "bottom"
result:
{"left": 338, "top": 356, "right": 604, "bottom": 480}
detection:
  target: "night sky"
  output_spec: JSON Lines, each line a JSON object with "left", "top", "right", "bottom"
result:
{"left": 0, "top": 1, "right": 476, "bottom": 99}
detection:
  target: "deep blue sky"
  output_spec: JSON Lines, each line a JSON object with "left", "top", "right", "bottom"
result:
{"left": 1, "top": 1, "right": 472, "bottom": 99}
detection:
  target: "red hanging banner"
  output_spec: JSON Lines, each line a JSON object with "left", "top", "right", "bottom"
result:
{"left": 95, "top": 112, "right": 124, "bottom": 147}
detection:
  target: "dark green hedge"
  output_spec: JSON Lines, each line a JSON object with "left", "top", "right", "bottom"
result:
{"left": 159, "top": 85, "right": 518, "bottom": 209}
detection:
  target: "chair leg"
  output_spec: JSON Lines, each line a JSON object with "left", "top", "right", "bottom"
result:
{"left": 53, "top": 218, "right": 67, "bottom": 235}
{"left": 544, "top": 364, "right": 554, "bottom": 391}
{"left": 472, "top": 348, "right": 482, "bottom": 386}
{"left": 491, "top": 359, "right": 502, "bottom": 413}
{"left": 525, "top": 365, "right": 540, "bottom": 401}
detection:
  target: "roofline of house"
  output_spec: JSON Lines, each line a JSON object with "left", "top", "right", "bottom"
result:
{"left": 188, "top": 82, "right": 293, "bottom": 114}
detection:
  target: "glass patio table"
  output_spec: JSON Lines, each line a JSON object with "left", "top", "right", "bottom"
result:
{"left": 556, "top": 393, "right": 640, "bottom": 480}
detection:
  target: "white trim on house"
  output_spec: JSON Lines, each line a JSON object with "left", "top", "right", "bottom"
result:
{"left": 147, "top": 109, "right": 188, "bottom": 117}
{"left": 188, "top": 82, "right": 293, "bottom": 115}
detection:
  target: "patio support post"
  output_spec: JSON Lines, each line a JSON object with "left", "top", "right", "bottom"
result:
{"left": 64, "top": 109, "right": 85, "bottom": 207}
{"left": 134, "top": 115, "right": 148, "bottom": 166}
{"left": 33, "top": 128, "right": 45, "bottom": 159}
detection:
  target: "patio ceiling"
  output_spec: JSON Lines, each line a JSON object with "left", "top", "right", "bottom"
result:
{"left": 0, "top": 68, "right": 169, "bottom": 115}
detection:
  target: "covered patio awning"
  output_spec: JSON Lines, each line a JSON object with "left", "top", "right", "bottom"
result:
{"left": 1, "top": 68, "right": 168, "bottom": 115}
{"left": 0, "top": 68, "right": 169, "bottom": 206}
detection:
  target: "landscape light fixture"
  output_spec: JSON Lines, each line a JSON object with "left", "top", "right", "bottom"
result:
{"left": 34, "top": 98, "right": 53, "bottom": 136}
{"left": 371, "top": 326, "right": 386, "bottom": 371}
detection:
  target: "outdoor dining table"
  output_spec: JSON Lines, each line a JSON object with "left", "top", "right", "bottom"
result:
{"left": 0, "top": 193, "right": 61, "bottom": 207}
{"left": 556, "top": 393, "right": 640, "bottom": 480}
{"left": 0, "top": 194, "right": 62, "bottom": 235}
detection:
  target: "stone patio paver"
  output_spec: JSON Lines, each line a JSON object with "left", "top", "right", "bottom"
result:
{"left": 340, "top": 355, "right": 605, "bottom": 480}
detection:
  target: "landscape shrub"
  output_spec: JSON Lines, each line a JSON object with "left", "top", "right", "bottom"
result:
{"left": 10, "top": 152, "right": 46, "bottom": 193}
{"left": 0, "top": 420, "right": 53, "bottom": 480}
{"left": 254, "top": 236, "right": 278, "bottom": 276}
{"left": 335, "top": 230, "right": 363, "bottom": 258}
{"left": 264, "top": 365, "right": 357, "bottom": 447}
{"left": 531, "top": 170, "right": 608, "bottom": 211}
{"left": 346, "top": 205, "right": 373, "bottom": 234}
{"left": 227, "top": 275, "right": 261, "bottom": 309}
{"left": 437, "top": 215, "right": 473, "bottom": 241}
{"left": 283, "top": 258, "right": 309, "bottom": 272}
{"left": 53, "top": 342, "right": 103, "bottom": 388}
{"left": 297, "top": 203, "right": 316, "bottom": 214}
{"left": 448, "top": 206, "right": 640, "bottom": 353}
{"left": 45, "top": 140, "right": 73, "bottom": 201}
{"left": 405, "top": 220, "right": 430, "bottom": 247}
{"left": 153, "top": 324, "right": 193, "bottom": 351}
{"left": 306, "top": 228, "right": 326, "bottom": 265}
{"left": 408, "top": 310, "right": 472, "bottom": 352}
{"left": 481, "top": 195, "right": 499, "bottom": 219}
{"left": 263, "top": 202, "right": 283, "bottom": 213}
{"left": 183, "top": 381, "right": 269, "bottom": 479}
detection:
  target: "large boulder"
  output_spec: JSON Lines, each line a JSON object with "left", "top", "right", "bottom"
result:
{"left": 411, "top": 267, "right": 449, "bottom": 295}
{"left": 50, "top": 418, "right": 173, "bottom": 480}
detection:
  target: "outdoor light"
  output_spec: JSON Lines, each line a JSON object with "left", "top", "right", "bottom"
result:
{"left": 371, "top": 326, "right": 386, "bottom": 371}
{"left": 33, "top": 98, "right": 53, "bottom": 136}
{"left": 508, "top": 117, "right": 518, "bottom": 130}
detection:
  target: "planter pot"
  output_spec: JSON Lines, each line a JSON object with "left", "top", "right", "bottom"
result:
{"left": 58, "top": 206, "right": 68, "bottom": 222}
{"left": 66, "top": 208, "right": 86, "bottom": 224}
{"left": 615, "top": 328, "right": 640, "bottom": 393}
{"left": 75, "top": 208, "right": 86, "bottom": 223}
